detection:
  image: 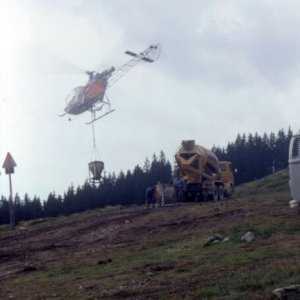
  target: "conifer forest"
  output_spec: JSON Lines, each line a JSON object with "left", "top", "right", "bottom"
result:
{"left": 0, "top": 128, "right": 292, "bottom": 225}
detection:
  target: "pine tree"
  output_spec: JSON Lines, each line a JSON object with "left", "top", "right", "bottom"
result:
{"left": 44, "top": 192, "right": 62, "bottom": 217}
{"left": 23, "top": 193, "right": 32, "bottom": 221}
{"left": 30, "top": 196, "right": 43, "bottom": 219}
{"left": 0, "top": 196, "right": 9, "bottom": 225}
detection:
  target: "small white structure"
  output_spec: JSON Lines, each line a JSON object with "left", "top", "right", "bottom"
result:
{"left": 288, "top": 130, "right": 300, "bottom": 208}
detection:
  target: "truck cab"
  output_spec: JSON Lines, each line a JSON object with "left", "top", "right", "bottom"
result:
{"left": 219, "top": 161, "right": 234, "bottom": 197}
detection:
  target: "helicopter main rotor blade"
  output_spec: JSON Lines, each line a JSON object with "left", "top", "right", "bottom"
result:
{"left": 15, "top": 42, "right": 86, "bottom": 75}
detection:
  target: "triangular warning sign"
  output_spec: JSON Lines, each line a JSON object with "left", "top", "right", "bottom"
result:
{"left": 2, "top": 152, "right": 17, "bottom": 174}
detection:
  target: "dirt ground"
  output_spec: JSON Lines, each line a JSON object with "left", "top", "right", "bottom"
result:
{"left": 0, "top": 183, "right": 299, "bottom": 299}
{"left": 0, "top": 208, "right": 148, "bottom": 276}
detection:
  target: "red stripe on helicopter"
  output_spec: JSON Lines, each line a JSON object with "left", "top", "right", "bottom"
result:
{"left": 85, "top": 80, "right": 106, "bottom": 99}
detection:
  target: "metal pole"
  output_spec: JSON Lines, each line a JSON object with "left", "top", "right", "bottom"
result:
{"left": 8, "top": 173, "right": 15, "bottom": 229}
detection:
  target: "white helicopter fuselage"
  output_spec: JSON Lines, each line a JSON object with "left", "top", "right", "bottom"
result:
{"left": 64, "top": 75, "right": 108, "bottom": 115}
{"left": 62, "top": 44, "right": 160, "bottom": 122}
{"left": 64, "top": 86, "right": 102, "bottom": 115}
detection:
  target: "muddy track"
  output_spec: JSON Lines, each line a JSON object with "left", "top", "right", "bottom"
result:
{"left": 0, "top": 208, "right": 150, "bottom": 279}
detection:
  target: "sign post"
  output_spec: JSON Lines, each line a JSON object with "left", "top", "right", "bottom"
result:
{"left": 2, "top": 152, "right": 17, "bottom": 229}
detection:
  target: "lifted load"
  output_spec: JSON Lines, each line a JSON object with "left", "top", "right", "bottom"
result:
{"left": 175, "top": 140, "right": 234, "bottom": 201}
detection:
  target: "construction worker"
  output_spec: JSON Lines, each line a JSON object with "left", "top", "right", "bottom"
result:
{"left": 156, "top": 181, "right": 165, "bottom": 207}
{"left": 172, "top": 175, "right": 184, "bottom": 203}
{"left": 145, "top": 186, "right": 156, "bottom": 208}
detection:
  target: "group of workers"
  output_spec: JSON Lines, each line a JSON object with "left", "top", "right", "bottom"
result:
{"left": 145, "top": 175, "right": 185, "bottom": 208}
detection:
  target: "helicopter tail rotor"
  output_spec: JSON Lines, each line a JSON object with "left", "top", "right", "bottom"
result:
{"left": 125, "top": 43, "right": 161, "bottom": 63}
{"left": 125, "top": 51, "right": 154, "bottom": 62}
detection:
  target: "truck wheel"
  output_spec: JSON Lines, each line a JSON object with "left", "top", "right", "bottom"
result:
{"left": 208, "top": 186, "right": 218, "bottom": 201}
{"left": 218, "top": 186, "right": 224, "bottom": 200}
{"left": 213, "top": 187, "right": 218, "bottom": 201}
{"left": 230, "top": 185, "right": 234, "bottom": 196}
{"left": 226, "top": 185, "right": 234, "bottom": 198}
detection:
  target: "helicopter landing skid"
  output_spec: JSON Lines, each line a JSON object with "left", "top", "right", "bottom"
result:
{"left": 86, "top": 109, "right": 116, "bottom": 125}
{"left": 59, "top": 112, "right": 67, "bottom": 117}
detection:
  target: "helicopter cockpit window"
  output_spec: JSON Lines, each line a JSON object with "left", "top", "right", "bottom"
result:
{"left": 66, "top": 89, "right": 76, "bottom": 105}
{"left": 66, "top": 86, "right": 85, "bottom": 106}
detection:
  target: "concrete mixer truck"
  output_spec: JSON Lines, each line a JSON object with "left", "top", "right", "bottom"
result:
{"left": 175, "top": 140, "right": 234, "bottom": 201}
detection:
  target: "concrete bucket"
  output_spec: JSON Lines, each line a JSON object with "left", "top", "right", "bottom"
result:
{"left": 88, "top": 161, "right": 104, "bottom": 183}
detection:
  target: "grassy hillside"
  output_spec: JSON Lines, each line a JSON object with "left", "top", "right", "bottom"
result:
{"left": 0, "top": 170, "right": 299, "bottom": 300}
{"left": 234, "top": 168, "right": 290, "bottom": 197}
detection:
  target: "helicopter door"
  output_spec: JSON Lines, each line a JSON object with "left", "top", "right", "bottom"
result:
{"left": 85, "top": 80, "right": 106, "bottom": 100}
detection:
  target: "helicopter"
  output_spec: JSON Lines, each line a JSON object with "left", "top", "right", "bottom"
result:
{"left": 60, "top": 44, "right": 161, "bottom": 124}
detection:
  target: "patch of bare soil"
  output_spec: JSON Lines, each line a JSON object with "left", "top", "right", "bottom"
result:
{"left": 0, "top": 209, "right": 150, "bottom": 279}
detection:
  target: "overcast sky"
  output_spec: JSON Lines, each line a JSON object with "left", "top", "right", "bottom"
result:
{"left": 1, "top": 0, "right": 300, "bottom": 200}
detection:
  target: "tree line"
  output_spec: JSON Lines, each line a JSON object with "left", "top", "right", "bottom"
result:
{"left": 212, "top": 128, "right": 292, "bottom": 185}
{"left": 0, "top": 151, "right": 171, "bottom": 225}
{"left": 0, "top": 128, "right": 293, "bottom": 225}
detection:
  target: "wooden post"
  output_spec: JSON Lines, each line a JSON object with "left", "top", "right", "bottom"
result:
{"left": 8, "top": 173, "right": 15, "bottom": 229}
{"left": 2, "top": 152, "right": 17, "bottom": 229}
